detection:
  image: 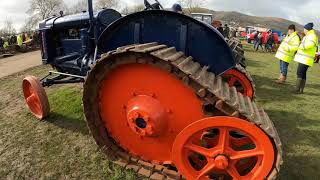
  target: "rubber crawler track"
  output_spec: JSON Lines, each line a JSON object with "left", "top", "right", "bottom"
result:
{"left": 83, "top": 43, "right": 283, "bottom": 180}
{"left": 227, "top": 38, "right": 256, "bottom": 98}
{"left": 228, "top": 37, "right": 246, "bottom": 68}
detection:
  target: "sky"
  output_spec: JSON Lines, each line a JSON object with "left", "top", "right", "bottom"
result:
{"left": 0, "top": 0, "right": 319, "bottom": 31}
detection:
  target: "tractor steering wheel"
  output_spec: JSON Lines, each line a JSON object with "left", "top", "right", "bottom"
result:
{"left": 144, "top": 0, "right": 163, "bottom": 10}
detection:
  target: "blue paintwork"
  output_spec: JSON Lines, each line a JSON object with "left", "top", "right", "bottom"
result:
{"left": 39, "top": 8, "right": 235, "bottom": 76}
{"left": 98, "top": 10, "right": 235, "bottom": 75}
{"left": 38, "top": 9, "right": 121, "bottom": 75}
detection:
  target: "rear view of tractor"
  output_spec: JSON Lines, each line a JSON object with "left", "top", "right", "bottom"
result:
{"left": 22, "top": 0, "right": 282, "bottom": 179}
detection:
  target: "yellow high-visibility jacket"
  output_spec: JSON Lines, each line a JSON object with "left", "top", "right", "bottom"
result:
{"left": 17, "top": 35, "right": 23, "bottom": 46}
{"left": 3, "top": 41, "right": 9, "bottom": 49}
{"left": 275, "top": 32, "right": 300, "bottom": 63}
{"left": 294, "top": 30, "right": 319, "bottom": 67}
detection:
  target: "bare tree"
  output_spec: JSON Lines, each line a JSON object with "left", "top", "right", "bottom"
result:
{"left": 68, "top": 0, "right": 88, "bottom": 14}
{"left": 27, "top": 0, "right": 64, "bottom": 20}
{"left": 178, "top": 0, "right": 207, "bottom": 14}
{"left": 95, "top": 0, "right": 118, "bottom": 9}
{"left": 121, "top": 4, "right": 145, "bottom": 15}
{"left": 0, "top": 18, "right": 16, "bottom": 36}
{"left": 26, "top": 0, "right": 65, "bottom": 30}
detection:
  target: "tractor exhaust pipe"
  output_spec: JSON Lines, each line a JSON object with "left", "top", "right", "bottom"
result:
{"left": 87, "top": 0, "right": 97, "bottom": 44}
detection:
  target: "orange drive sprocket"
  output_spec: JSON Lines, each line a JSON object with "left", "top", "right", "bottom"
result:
{"left": 98, "top": 63, "right": 204, "bottom": 164}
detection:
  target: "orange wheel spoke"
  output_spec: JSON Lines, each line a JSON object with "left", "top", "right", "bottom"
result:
{"left": 172, "top": 117, "right": 276, "bottom": 180}
{"left": 226, "top": 164, "right": 241, "bottom": 179}
{"left": 230, "top": 149, "right": 264, "bottom": 160}
{"left": 22, "top": 76, "right": 50, "bottom": 120}
{"left": 185, "top": 143, "right": 211, "bottom": 157}
{"left": 26, "top": 94, "right": 36, "bottom": 104}
{"left": 218, "top": 127, "right": 229, "bottom": 152}
{"left": 196, "top": 159, "right": 215, "bottom": 180}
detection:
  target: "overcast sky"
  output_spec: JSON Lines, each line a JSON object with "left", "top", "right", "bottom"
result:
{"left": 0, "top": 0, "right": 319, "bottom": 31}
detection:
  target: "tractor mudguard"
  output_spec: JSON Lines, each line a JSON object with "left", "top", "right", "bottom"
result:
{"left": 97, "top": 10, "right": 235, "bottom": 75}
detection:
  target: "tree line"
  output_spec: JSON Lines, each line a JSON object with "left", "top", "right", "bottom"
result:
{"left": 0, "top": 0, "right": 207, "bottom": 37}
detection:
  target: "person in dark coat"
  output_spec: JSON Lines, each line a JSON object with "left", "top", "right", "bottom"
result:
{"left": 223, "top": 24, "right": 230, "bottom": 38}
{"left": 217, "top": 23, "right": 224, "bottom": 35}
{"left": 266, "top": 30, "right": 274, "bottom": 52}
{"left": 0, "top": 37, "right": 3, "bottom": 48}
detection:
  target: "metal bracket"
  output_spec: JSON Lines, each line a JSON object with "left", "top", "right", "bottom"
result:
{"left": 40, "top": 71, "right": 85, "bottom": 87}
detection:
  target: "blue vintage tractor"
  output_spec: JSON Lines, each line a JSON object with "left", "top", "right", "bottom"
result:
{"left": 22, "top": 0, "right": 282, "bottom": 179}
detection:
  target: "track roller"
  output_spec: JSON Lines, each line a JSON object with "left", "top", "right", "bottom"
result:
{"left": 222, "top": 65, "right": 255, "bottom": 99}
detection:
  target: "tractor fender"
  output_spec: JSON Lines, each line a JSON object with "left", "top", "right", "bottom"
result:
{"left": 97, "top": 10, "right": 235, "bottom": 75}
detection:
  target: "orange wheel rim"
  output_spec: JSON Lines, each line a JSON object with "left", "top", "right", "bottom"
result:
{"left": 22, "top": 76, "right": 49, "bottom": 119}
{"left": 98, "top": 63, "right": 204, "bottom": 163}
{"left": 223, "top": 69, "right": 254, "bottom": 99}
{"left": 172, "top": 117, "right": 275, "bottom": 180}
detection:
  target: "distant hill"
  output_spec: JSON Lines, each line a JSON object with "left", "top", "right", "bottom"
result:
{"left": 187, "top": 8, "right": 319, "bottom": 35}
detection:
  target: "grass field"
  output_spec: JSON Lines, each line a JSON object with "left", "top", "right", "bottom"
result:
{"left": 1, "top": 47, "right": 320, "bottom": 179}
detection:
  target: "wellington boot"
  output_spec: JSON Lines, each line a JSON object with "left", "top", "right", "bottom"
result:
{"left": 300, "top": 79, "right": 306, "bottom": 93}
{"left": 294, "top": 78, "right": 302, "bottom": 93}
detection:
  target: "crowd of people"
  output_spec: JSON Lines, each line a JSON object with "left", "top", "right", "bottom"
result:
{"left": 0, "top": 31, "right": 40, "bottom": 53}
{"left": 275, "top": 23, "right": 318, "bottom": 94}
{"left": 253, "top": 30, "right": 275, "bottom": 52}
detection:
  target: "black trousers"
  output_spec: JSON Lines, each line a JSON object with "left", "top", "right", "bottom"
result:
{"left": 297, "top": 63, "right": 309, "bottom": 80}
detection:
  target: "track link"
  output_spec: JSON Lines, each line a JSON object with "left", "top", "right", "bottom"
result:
{"left": 227, "top": 37, "right": 246, "bottom": 68}
{"left": 83, "top": 42, "right": 282, "bottom": 180}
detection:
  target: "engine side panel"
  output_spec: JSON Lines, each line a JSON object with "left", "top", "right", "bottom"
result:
{"left": 98, "top": 10, "right": 235, "bottom": 75}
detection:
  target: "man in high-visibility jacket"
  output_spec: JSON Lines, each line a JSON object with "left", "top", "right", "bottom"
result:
{"left": 275, "top": 24, "right": 300, "bottom": 83}
{"left": 17, "top": 34, "right": 23, "bottom": 47}
{"left": 293, "top": 22, "right": 319, "bottom": 93}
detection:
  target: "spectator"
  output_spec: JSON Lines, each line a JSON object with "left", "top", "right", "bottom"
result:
{"left": 172, "top": 3, "right": 183, "bottom": 14}
{"left": 3, "top": 38, "right": 9, "bottom": 49}
{"left": 223, "top": 24, "right": 230, "bottom": 38}
{"left": 257, "top": 32, "right": 264, "bottom": 51}
{"left": 275, "top": 24, "right": 300, "bottom": 84}
{"left": 293, "top": 23, "right": 319, "bottom": 93}
{"left": 0, "top": 37, "right": 3, "bottom": 48}
{"left": 22, "top": 32, "right": 26, "bottom": 42}
{"left": 10, "top": 35, "right": 17, "bottom": 45}
{"left": 17, "top": 34, "right": 23, "bottom": 47}
{"left": 265, "top": 30, "right": 274, "bottom": 52}
{"left": 253, "top": 31, "right": 260, "bottom": 51}
{"left": 230, "top": 28, "right": 236, "bottom": 38}
{"left": 217, "top": 23, "right": 224, "bottom": 35}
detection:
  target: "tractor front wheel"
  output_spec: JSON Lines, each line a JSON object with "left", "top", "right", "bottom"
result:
{"left": 22, "top": 76, "right": 50, "bottom": 119}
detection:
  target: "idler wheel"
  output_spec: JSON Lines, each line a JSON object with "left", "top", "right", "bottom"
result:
{"left": 22, "top": 76, "right": 50, "bottom": 119}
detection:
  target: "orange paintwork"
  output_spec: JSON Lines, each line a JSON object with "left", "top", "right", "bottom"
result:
{"left": 172, "top": 117, "right": 275, "bottom": 180}
{"left": 98, "top": 63, "right": 204, "bottom": 163}
{"left": 223, "top": 69, "right": 254, "bottom": 99}
{"left": 22, "top": 76, "right": 50, "bottom": 120}
{"left": 126, "top": 95, "right": 169, "bottom": 137}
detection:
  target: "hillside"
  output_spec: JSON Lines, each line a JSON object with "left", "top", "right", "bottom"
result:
{"left": 189, "top": 8, "right": 318, "bottom": 35}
